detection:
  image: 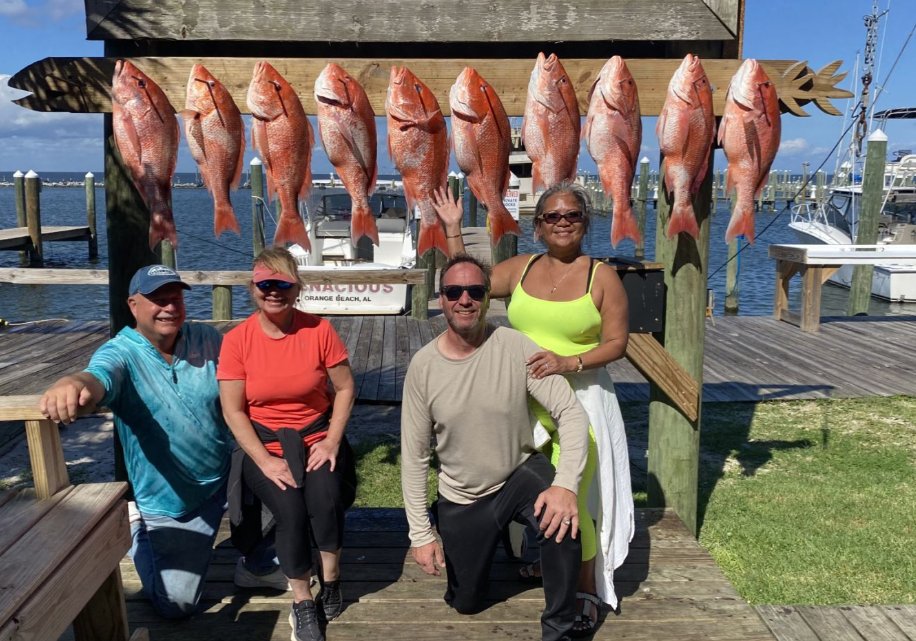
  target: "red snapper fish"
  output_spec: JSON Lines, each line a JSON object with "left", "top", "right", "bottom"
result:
{"left": 111, "top": 60, "right": 180, "bottom": 249}
{"left": 315, "top": 63, "right": 380, "bottom": 246}
{"left": 584, "top": 56, "right": 643, "bottom": 248}
{"left": 247, "top": 62, "right": 314, "bottom": 249}
{"left": 180, "top": 64, "right": 245, "bottom": 238}
{"left": 718, "top": 59, "right": 781, "bottom": 244}
{"left": 522, "top": 53, "right": 581, "bottom": 192}
{"left": 656, "top": 54, "right": 716, "bottom": 239}
{"left": 385, "top": 66, "right": 449, "bottom": 258}
{"left": 449, "top": 67, "right": 521, "bottom": 245}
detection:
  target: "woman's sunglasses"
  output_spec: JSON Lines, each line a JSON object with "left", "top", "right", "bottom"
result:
{"left": 539, "top": 211, "right": 585, "bottom": 225}
{"left": 255, "top": 279, "right": 295, "bottom": 291}
{"left": 441, "top": 285, "right": 489, "bottom": 301}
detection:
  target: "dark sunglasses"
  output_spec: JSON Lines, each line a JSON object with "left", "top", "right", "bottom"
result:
{"left": 255, "top": 279, "right": 295, "bottom": 291}
{"left": 540, "top": 211, "right": 585, "bottom": 225}
{"left": 441, "top": 285, "right": 489, "bottom": 301}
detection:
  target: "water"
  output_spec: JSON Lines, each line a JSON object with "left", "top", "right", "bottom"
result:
{"left": 1, "top": 172, "right": 914, "bottom": 322}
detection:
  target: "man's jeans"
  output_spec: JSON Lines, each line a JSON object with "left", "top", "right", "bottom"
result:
{"left": 129, "top": 481, "right": 278, "bottom": 619}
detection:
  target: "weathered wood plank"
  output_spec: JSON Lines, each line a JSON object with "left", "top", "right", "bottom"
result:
{"left": 25, "top": 419, "right": 70, "bottom": 499}
{"left": 0, "top": 226, "right": 91, "bottom": 251}
{"left": 880, "top": 605, "right": 916, "bottom": 640}
{"left": 841, "top": 605, "right": 911, "bottom": 641}
{"left": 794, "top": 606, "right": 870, "bottom": 641}
{"left": 358, "top": 316, "right": 386, "bottom": 401}
{"left": 0, "top": 487, "right": 73, "bottom": 558}
{"left": 85, "top": 0, "right": 737, "bottom": 43}
{"left": 375, "top": 316, "right": 398, "bottom": 403}
{"left": 756, "top": 606, "right": 820, "bottom": 641}
{"left": 0, "top": 268, "right": 428, "bottom": 286}
{"left": 625, "top": 333, "right": 699, "bottom": 422}
{"left": 8, "top": 57, "right": 851, "bottom": 118}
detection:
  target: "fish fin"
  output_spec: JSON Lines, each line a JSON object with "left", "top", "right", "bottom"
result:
{"left": 115, "top": 109, "right": 143, "bottom": 172}
{"left": 531, "top": 165, "right": 544, "bottom": 194}
{"left": 417, "top": 219, "right": 448, "bottom": 259}
{"left": 611, "top": 204, "right": 640, "bottom": 248}
{"left": 692, "top": 154, "right": 710, "bottom": 195}
{"left": 387, "top": 133, "right": 394, "bottom": 161}
{"left": 520, "top": 112, "right": 526, "bottom": 146}
{"left": 655, "top": 108, "right": 667, "bottom": 144}
{"left": 725, "top": 198, "right": 755, "bottom": 244}
{"left": 273, "top": 204, "right": 312, "bottom": 251}
{"left": 351, "top": 200, "right": 380, "bottom": 246}
{"left": 586, "top": 76, "right": 600, "bottom": 106}
{"left": 177, "top": 109, "right": 199, "bottom": 121}
{"left": 402, "top": 180, "right": 418, "bottom": 214}
{"left": 329, "top": 109, "right": 368, "bottom": 170}
{"left": 725, "top": 167, "right": 737, "bottom": 199}
{"left": 214, "top": 201, "right": 241, "bottom": 238}
{"left": 717, "top": 113, "right": 729, "bottom": 147}
{"left": 183, "top": 115, "right": 211, "bottom": 193}
{"left": 251, "top": 118, "right": 276, "bottom": 202}
{"left": 367, "top": 161, "right": 379, "bottom": 197}
{"left": 488, "top": 204, "right": 522, "bottom": 246}
{"left": 230, "top": 124, "right": 247, "bottom": 191}
{"left": 502, "top": 167, "right": 511, "bottom": 198}
{"left": 149, "top": 211, "right": 178, "bottom": 250}
{"left": 666, "top": 199, "right": 700, "bottom": 239}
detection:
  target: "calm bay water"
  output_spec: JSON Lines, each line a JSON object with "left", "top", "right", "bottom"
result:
{"left": 1, "top": 172, "right": 914, "bottom": 322}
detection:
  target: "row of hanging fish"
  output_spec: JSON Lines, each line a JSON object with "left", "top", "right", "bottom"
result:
{"left": 110, "top": 54, "right": 782, "bottom": 255}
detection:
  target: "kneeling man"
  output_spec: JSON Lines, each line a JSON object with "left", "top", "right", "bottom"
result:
{"left": 401, "top": 254, "right": 589, "bottom": 641}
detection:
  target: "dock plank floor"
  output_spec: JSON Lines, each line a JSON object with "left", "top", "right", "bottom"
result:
{"left": 755, "top": 605, "right": 916, "bottom": 641}
{"left": 1, "top": 315, "right": 915, "bottom": 402}
{"left": 0, "top": 225, "right": 91, "bottom": 250}
{"left": 118, "top": 507, "right": 776, "bottom": 641}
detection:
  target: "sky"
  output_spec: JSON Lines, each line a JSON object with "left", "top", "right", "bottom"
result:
{"left": 1, "top": 0, "right": 915, "bottom": 176}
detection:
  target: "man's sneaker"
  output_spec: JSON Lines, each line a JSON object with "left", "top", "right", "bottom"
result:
{"left": 127, "top": 500, "right": 141, "bottom": 525}
{"left": 317, "top": 579, "right": 342, "bottom": 621}
{"left": 289, "top": 600, "right": 325, "bottom": 641}
{"left": 234, "top": 558, "right": 290, "bottom": 591}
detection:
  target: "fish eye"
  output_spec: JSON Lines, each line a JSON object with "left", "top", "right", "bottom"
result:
{"left": 137, "top": 79, "right": 146, "bottom": 89}
{"left": 560, "top": 77, "right": 567, "bottom": 84}
{"left": 270, "top": 80, "right": 282, "bottom": 91}
{"left": 208, "top": 80, "right": 215, "bottom": 88}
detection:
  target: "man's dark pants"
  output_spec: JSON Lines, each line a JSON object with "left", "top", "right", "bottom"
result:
{"left": 435, "top": 453, "right": 580, "bottom": 641}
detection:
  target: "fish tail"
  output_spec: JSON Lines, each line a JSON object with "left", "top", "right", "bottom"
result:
{"left": 725, "top": 198, "right": 755, "bottom": 244}
{"left": 214, "top": 200, "right": 241, "bottom": 238}
{"left": 611, "top": 204, "right": 640, "bottom": 248}
{"left": 418, "top": 219, "right": 448, "bottom": 259}
{"left": 488, "top": 205, "right": 522, "bottom": 246}
{"left": 351, "top": 202, "right": 380, "bottom": 247}
{"left": 666, "top": 198, "right": 700, "bottom": 239}
{"left": 273, "top": 195, "right": 311, "bottom": 251}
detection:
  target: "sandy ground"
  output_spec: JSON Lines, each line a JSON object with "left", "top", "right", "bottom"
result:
{"left": 0, "top": 405, "right": 403, "bottom": 490}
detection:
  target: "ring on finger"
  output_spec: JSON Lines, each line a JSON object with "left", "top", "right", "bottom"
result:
{"left": 562, "top": 519, "right": 571, "bottom": 525}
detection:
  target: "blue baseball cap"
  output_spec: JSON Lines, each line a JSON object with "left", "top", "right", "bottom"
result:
{"left": 128, "top": 265, "right": 191, "bottom": 296}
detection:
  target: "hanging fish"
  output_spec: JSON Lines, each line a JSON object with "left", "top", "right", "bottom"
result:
{"left": 181, "top": 64, "right": 245, "bottom": 239}
{"left": 656, "top": 54, "right": 716, "bottom": 239}
{"left": 386, "top": 66, "right": 449, "bottom": 258}
{"left": 719, "top": 59, "right": 781, "bottom": 244}
{"left": 247, "top": 62, "right": 313, "bottom": 250}
{"left": 450, "top": 67, "right": 521, "bottom": 246}
{"left": 315, "top": 63, "right": 380, "bottom": 246}
{"left": 522, "top": 53, "right": 581, "bottom": 192}
{"left": 584, "top": 56, "right": 643, "bottom": 248}
{"left": 111, "top": 60, "right": 180, "bottom": 249}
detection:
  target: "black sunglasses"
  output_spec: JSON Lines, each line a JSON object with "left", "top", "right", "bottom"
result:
{"left": 540, "top": 211, "right": 585, "bottom": 225}
{"left": 255, "top": 279, "right": 295, "bottom": 291}
{"left": 441, "top": 285, "right": 489, "bottom": 301}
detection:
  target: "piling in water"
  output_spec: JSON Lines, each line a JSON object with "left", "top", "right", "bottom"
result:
{"left": 848, "top": 130, "right": 888, "bottom": 316}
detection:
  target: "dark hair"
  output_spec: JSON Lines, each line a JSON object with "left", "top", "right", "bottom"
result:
{"left": 533, "top": 179, "right": 592, "bottom": 236}
{"left": 438, "top": 253, "right": 492, "bottom": 292}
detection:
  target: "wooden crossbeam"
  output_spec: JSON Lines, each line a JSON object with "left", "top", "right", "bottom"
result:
{"left": 0, "top": 268, "right": 428, "bottom": 286}
{"left": 9, "top": 57, "right": 852, "bottom": 117}
{"left": 625, "top": 334, "right": 700, "bottom": 422}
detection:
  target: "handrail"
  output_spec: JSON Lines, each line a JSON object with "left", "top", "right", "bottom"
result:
{"left": 0, "top": 268, "right": 428, "bottom": 286}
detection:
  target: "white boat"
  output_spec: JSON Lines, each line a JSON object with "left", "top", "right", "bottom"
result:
{"left": 789, "top": 147, "right": 916, "bottom": 302}
{"left": 291, "top": 187, "right": 418, "bottom": 315}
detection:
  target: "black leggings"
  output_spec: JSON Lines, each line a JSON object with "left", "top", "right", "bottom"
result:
{"left": 241, "top": 442, "right": 348, "bottom": 579}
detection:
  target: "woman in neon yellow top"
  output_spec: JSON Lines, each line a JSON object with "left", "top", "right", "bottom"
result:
{"left": 434, "top": 180, "right": 634, "bottom": 635}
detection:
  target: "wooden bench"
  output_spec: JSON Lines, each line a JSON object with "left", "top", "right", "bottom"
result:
{"left": 0, "top": 396, "right": 144, "bottom": 641}
{"left": 769, "top": 244, "right": 916, "bottom": 332}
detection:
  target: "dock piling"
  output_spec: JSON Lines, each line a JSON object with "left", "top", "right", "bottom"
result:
{"left": 14, "top": 171, "right": 26, "bottom": 266}
{"left": 25, "top": 170, "right": 43, "bottom": 267}
{"left": 85, "top": 172, "right": 98, "bottom": 259}
{"left": 725, "top": 231, "right": 740, "bottom": 315}
{"left": 250, "top": 158, "right": 266, "bottom": 258}
{"left": 635, "top": 157, "right": 650, "bottom": 260}
{"left": 212, "top": 285, "right": 233, "bottom": 320}
{"left": 848, "top": 130, "right": 888, "bottom": 316}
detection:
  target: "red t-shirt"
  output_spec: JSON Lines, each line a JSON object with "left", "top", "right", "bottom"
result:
{"left": 217, "top": 311, "right": 349, "bottom": 455}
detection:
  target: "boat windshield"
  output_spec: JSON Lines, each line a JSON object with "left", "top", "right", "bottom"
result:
{"left": 311, "top": 190, "right": 408, "bottom": 221}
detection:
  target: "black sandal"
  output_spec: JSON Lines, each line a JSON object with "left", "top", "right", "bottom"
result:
{"left": 517, "top": 561, "right": 543, "bottom": 584}
{"left": 570, "top": 591, "right": 601, "bottom": 637}
{"left": 317, "top": 579, "right": 342, "bottom": 621}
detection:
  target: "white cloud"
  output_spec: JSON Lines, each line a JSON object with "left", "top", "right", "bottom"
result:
{"left": 778, "top": 138, "right": 810, "bottom": 155}
{"left": 0, "top": 0, "right": 28, "bottom": 17}
{"left": 1, "top": 0, "right": 80, "bottom": 25}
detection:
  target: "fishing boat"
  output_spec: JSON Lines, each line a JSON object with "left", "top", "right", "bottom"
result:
{"left": 290, "top": 185, "right": 418, "bottom": 314}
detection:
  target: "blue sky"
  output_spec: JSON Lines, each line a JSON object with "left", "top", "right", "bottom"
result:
{"left": 1, "top": 0, "right": 915, "bottom": 176}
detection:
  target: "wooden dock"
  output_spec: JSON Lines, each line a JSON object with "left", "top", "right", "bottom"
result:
{"left": 0, "top": 225, "right": 92, "bottom": 251}
{"left": 1, "top": 315, "right": 914, "bottom": 403}
{"left": 119, "top": 507, "right": 776, "bottom": 641}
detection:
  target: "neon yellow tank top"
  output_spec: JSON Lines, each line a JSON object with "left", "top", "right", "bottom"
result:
{"left": 507, "top": 255, "right": 602, "bottom": 357}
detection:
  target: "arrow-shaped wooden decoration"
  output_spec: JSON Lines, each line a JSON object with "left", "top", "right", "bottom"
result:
{"left": 8, "top": 56, "right": 854, "bottom": 118}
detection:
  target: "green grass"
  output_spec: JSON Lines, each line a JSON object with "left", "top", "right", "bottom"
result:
{"left": 624, "top": 396, "right": 916, "bottom": 605}
{"left": 352, "top": 396, "right": 916, "bottom": 606}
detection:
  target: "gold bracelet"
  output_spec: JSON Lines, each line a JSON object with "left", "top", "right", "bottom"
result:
{"left": 447, "top": 233, "right": 461, "bottom": 238}
{"left": 576, "top": 355, "right": 584, "bottom": 373}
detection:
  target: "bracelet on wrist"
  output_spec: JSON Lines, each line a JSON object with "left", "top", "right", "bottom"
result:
{"left": 575, "top": 355, "right": 584, "bottom": 373}
{"left": 447, "top": 233, "right": 462, "bottom": 238}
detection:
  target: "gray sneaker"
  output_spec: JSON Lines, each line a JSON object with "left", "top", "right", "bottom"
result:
{"left": 289, "top": 600, "right": 325, "bottom": 641}
{"left": 234, "top": 558, "right": 290, "bottom": 591}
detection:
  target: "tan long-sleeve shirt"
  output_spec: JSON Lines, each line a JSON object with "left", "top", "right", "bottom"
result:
{"left": 401, "top": 326, "right": 589, "bottom": 546}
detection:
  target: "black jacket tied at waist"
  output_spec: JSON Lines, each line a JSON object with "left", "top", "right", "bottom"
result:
{"left": 228, "top": 410, "right": 357, "bottom": 555}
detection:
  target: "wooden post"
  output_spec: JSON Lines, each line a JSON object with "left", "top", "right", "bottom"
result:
{"left": 492, "top": 234, "right": 518, "bottom": 265}
{"left": 72, "top": 569, "right": 130, "bottom": 641}
{"left": 14, "top": 170, "right": 27, "bottom": 266}
{"left": 411, "top": 251, "right": 430, "bottom": 320}
{"left": 25, "top": 418, "right": 69, "bottom": 499}
{"left": 159, "top": 240, "right": 176, "bottom": 269}
{"left": 848, "top": 129, "right": 888, "bottom": 316}
{"left": 251, "top": 157, "right": 266, "bottom": 258}
{"left": 646, "top": 149, "right": 713, "bottom": 536}
{"left": 635, "top": 157, "right": 650, "bottom": 260}
{"left": 212, "top": 285, "right": 233, "bottom": 320}
{"left": 25, "top": 170, "right": 43, "bottom": 267}
{"left": 725, "top": 235, "right": 740, "bottom": 315}
{"left": 468, "top": 188, "right": 478, "bottom": 227}
{"left": 104, "top": 110, "right": 160, "bottom": 336}
{"left": 85, "top": 172, "right": 99, "bottom": 259}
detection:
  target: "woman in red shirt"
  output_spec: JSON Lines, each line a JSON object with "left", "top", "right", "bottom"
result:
{"left": 219, "top": 247, "right": 355, "bottom": 641}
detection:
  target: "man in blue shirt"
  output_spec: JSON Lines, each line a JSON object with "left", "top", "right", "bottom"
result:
{"left": 40, "top": 265, "right": 285, "bottom": 618}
